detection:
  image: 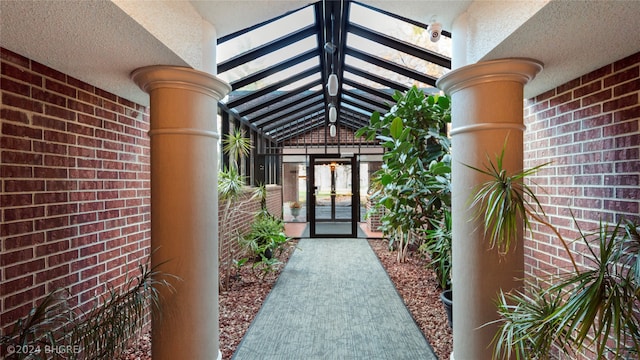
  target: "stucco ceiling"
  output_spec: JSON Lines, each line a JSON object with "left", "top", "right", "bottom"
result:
{"left": 191, "top": 0, "right": 471, "bottom": 39}
{"left": 1, "top": 1, "right": 639, "bottom": 105}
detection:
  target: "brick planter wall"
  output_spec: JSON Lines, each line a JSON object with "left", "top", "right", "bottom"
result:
{"left": 1, "top": 48, "right": 151, "bottom": 333}
{"left": 218, "top": 185, "right": 283, "bottom": 268}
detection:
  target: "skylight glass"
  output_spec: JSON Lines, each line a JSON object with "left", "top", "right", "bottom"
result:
{"left": 349, "top": 2, "right": 452, "bottom": 58}
{"left": 217, "top": 5, "right": 315, "bottom": 63}
{"left": 235, "top": 57, "right": 320, "bottom": 92}
{"left": 344, "top": 55, "right": 435, "bottom": 91}
{"left": 218, "top": 36, "right": 318, "bottom": 84}
{"left": 347, "top": 34, "right": 449, "bottom": 79}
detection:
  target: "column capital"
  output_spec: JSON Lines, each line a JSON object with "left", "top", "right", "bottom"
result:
{"left": 131, "top": 65, "right": 231, "bottom": 101}
{"left": 437, "top": 58, "right": 543, "bottom": 95}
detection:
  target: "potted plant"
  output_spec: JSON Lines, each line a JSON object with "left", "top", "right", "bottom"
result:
{"left": 289, "top": 201, "right": 301, "bottom": 219}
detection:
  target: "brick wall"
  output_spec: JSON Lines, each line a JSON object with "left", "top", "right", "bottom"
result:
{"left": 523, "top": 52, "right": 639, "bottom": 357}
{"left": 282, "top": 124, "right": 375, "bottom": 146}
{"left": 1, "top": 47, "right": 286, "bottom": 341}
{"left": 524, "top": 51, "right": 639, "bottom": 279}
{"left": 218, "top": 185, "right": 282, "bottom": 267}
{"left": 1, "top": 48, "right": 151, "bottom": 333}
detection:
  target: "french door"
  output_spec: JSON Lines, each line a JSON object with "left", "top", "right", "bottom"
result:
{"left": 308, "top": 155, "right": 358, "bottom": 237}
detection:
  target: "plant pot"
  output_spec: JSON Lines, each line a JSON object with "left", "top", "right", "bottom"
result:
{"left": 290, "top": 207, "right": 300, "bottom": 218}
{"left": 440, "top": 289, "right": 453, "bottom": 329}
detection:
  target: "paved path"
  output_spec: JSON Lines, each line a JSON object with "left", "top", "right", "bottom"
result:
{"left": 233, "top": 238, "right": 437, "bottom": 360}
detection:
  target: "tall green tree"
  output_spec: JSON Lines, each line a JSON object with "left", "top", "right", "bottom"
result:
{"left": 357, "top": 86, "right": 451, "bottom": 262}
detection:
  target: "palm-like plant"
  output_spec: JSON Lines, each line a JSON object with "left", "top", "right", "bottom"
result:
{"left": 491, "top": 219, "right": 640, "bottom": 359}
{"left": 218, "top": 129, "right": 253, "bottom": 290}
{"left": 1, "top": 257, "right": 175, "bottom": 360}
{"left": 222, "top": 129, "right": 252, "bottom": 171}
{"left": 466, "top": 140, "right": 549, "bottom": 256}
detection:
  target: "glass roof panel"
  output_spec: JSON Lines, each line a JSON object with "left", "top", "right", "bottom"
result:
{"left": 347, "top": 34, "right": 449, "bottom": 79}
{"left": 217, "top": 5, "right": 315, "bottom": 63}
{"left": 218, "top": 36, "right": 318, "bottom": 84}
{"left": 343, "top": 72, "right": 392, "bottom": 91}
{"left": 349, "top": 2, "right": 452, "bottom": 58}
{"left": 227, "top": 73, "right": 322, "bottom": 111}
{"left": 235, "top": 57, "right": 320, "bottom": 92}
{"left": 344, "top": 55, "right": 436, "bottom": 91}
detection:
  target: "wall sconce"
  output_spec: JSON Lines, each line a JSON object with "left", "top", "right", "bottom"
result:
{"left": 329, "top": 124, "right": 336, "bottom": 137}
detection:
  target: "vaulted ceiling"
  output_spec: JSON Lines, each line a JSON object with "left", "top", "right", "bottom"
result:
{"left": 215, "top": 1, "right": 452, "bottom": 143}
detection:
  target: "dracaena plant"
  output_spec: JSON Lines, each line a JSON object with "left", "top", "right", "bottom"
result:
{"left": 491, "top": 219, "right": 640, "bottom": 359}
{"left": 1, "top": 255, "right": 176, "bottom": 360}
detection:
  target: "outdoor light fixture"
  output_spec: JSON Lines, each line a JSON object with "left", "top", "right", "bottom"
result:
{"left": 327, "top": 73, "right": 339, "bottom": 96}
{"left": 328, "top": 103, "right": 337, "bottom": 122}
{"left": 329, "top": 124, "right": 336, "bottom": 137}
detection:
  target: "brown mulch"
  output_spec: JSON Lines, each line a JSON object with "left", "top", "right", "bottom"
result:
{"left": 368, "top": 239, "right": 453, "bottom": 359}
{"left": 121, "top": 238, "right": 453, "bottom": 360}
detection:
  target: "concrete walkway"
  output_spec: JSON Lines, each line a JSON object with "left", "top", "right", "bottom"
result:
{"left": 232, "top": 238, "right": 437, "bottom": 360}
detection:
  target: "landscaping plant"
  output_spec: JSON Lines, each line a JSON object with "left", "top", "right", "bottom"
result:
{"left": 218, "top": 129, "right": 252, "bottom": 290}
{"left": 467, "top": 141, "right": 640, "bottom": 358}
{"left": 1, "top": 256, "right": 175, "bottom": 360}
{"left": 239, "top": 212, "right": 290, "bottom": 279}
{"left": 491, "top": 219, "right": 640, "bottom": 359}
{"left": 356, "top": 86, "right": 451, "bottom": 263}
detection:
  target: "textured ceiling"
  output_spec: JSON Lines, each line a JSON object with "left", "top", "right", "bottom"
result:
{"left": 481, "top": 0, "right": 640, "bottom": 98}
{"left": 0, "top": 0, "right": 190, "bottom": 105}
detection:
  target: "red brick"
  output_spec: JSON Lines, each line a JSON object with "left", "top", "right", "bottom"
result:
{"left": 1, "top": 108, "right": 30, "bottom": 123}
{"left": 78, "top": 90, "right": 102, "bottom": 106}
{"left": 1, "top": 164, "right": 33, "bottom": 178}
{"left": 0, "top": 275, "right": 34, "bottom": 297}
{"left": 604, "top": 120, "right": 638, "bottom": 137}
{"left": 2, "top": 61, "right": 41, "bottom": 85}
{"left": 4, "top": 179, "right": 45, "bottom": 192}
{"left": 97, "top": 88, "right": 118, "bottom": 103}
{"left": 68, "top": 99, "right": 94, "bottom": 115}
{"left": 46, "top": 227, "right": 77, "bottom": 242}
{"left": 35, "top": 264, "right": 69, "bottom": 283}
{"left": 581, "top": 63, "right": 612, "bottom": 83}
{"left": 1, "top": 76, "right": 31, "bottom": 96}
{"left": 614, "top": 105, "right": 640, "bottom": 122}
{"left": 31, "top": 61, "right": 66, "bottom": 82}
{"left": 5, "top": 259, "right": 45, "bottom": 279}
{"left": 613, "top": 52, "right": 640, "bottom": 71}
{"left": 4, "top": 232, "right": 45, "bottom": 249}
{"left": 77, "top": 113, "right": 102, "bottom": 127}
{"left": 574, "top": 80, "right": 602, "bottom": 98}
{"left": 1, "top": 47, "right": 30, "bottom": 67}
{"left": 67, "top": 76, "right": 94, "bottom": 93}
{"left": 3, "top": 206, "right": 45, "bottom": 222}
{"left": 603, "top": 66, "right": 639, "bottom": 88}
{"left": 32, "top": 87, "right": 67, "bottom": 107}
{"left": 44, "top": 104, "right": 75, "bottom": 121}
{"left": 4, "top": 285, "right": 46, "bottom": 309}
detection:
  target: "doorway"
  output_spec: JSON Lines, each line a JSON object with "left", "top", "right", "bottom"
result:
{"left": 308, "top": 155, "right": 358, "bottom": 237}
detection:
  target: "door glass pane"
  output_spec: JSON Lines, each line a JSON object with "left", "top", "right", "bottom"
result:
{"left": 313, "top": 158, "right": 354, "bottom": 236}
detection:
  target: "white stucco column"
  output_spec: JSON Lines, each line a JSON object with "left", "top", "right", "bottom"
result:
{"left": 131, "top": 66, "right": 231, "bottom": 360}
{"left": 437, "top": 58, "right": 543, "bottom": 360}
